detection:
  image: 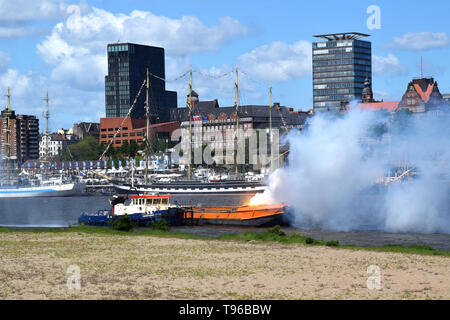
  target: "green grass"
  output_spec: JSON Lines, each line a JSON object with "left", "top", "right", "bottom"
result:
{"left": 0, "top": 225, "right": 449, "bottom": 257}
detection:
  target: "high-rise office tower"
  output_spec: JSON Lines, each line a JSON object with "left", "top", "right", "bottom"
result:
{"left": 105, "top": 42, "right": 177, "bottom": 122}
{"left": 312, "top": 33, "right": 372, "bottom": 111}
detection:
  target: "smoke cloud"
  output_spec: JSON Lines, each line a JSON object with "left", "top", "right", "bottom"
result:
{"left": 261, "top": 106, "right": 450, "bottom": 234}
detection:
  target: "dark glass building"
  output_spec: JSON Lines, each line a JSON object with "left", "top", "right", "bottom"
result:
{"left": 105, "top": 43, "right": 177, "bottom": 122}
{"left": 312, "top": 33, "right": 372, "bottom": 111}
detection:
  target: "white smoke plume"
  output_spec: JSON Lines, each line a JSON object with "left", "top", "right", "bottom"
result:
{"left": 260, "top": 106, "right": 450, "bottom": 234}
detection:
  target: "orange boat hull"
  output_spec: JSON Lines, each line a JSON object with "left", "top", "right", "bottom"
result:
{"left": 188, "top": 204, "right": 291, "bottom": 227}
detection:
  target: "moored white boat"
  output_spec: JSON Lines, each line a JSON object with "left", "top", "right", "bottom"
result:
{"left": 0, "top": 182, "right": 85, "bottom": 198}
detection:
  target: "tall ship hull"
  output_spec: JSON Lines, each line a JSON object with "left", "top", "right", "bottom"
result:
{"left": 113, "top": 180, "right": 267, "bottom": 195}
{"left": 0, "top": 183, "right": 85, "bottom": 199}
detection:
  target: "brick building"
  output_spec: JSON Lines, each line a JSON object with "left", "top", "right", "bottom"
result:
{"left": 99, "top": 117, "right": 179, "bottom": 147}
{"left": 0, "top": 109, "right": 39, "bottom": 162}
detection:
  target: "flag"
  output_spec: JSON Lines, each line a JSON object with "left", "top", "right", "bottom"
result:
{"left": 118, "top": 160, "right": 122, "bottom": 167}
{"left": 89, "top": 161, "right": 93, "bottom": 169}
{"left": 82, "top": 161, "right": 86, "bottom": 169}
{"left": 69, "top": 162, "right": 72, "bottom": 169}
{"left": 202, "top": 116, "right": 208, "bottom": 121}
{"left": 193, "top": 115, "right": 201, "bottom": 120}
{"left": 79, "top": 172, "right": 87, "bottom": 178}
{"left": 97, "top": 161, "right": 100, "bottom": 168}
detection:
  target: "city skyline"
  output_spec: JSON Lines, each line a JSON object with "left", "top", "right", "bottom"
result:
{"left": 0, "top": 0, "right": 450, "bottom": 131}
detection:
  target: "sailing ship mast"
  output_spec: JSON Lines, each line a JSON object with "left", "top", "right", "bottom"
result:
{"left": 145, "top": 68, "right": 150, "bottom": 185}
{"left": 187, "top": 68, "right": 193, "bottom": 180}
{"left": 234, "top": 67, "right": 239, "bottom": 176}
{"left": 4, "top": 88, "right": 12, "bottom": 181}
{"left": 42, "top": 91, "right": 50, "bottom": 163}
{"left": 269, "top": 86, "right": 273, "bottom": 173}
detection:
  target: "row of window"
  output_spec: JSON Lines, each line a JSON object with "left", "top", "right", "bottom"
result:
{"left": 313, "top": 64, "right": 371, "bottom": 73}
{"left": 314, "top": 82, "right": 364, "bottom": 90}
{"left": 314, "top": 94, "right": 356, "bottom": 101}
{"left": 314, "top": 70, "right": 371, "bottom": 79}
{"left": 108, "top": 44, "right": 130, "bottom": 52}
{"left": 101, "top": 132, "right": 143, "bottom": 138}
{"left": 314, "top": 76, "right": 366, "bottom": 84}
{"left": 313, "top": 40, "right": 371, "bottom": 49}
{"left": 313, "top": 46, "right": 371, "bottom": 56}
{"left": 313, "top": 59, "right": 371, "bottom": 67}
{"left": 313, "top": 53, "right": 371, "bottom": 61}
{"left": 314, "top": 88, "right": 361, "bottom": 95}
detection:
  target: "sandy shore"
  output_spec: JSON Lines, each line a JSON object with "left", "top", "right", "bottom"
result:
{"left": 0, "top": 231, "right": 448, "bottom": 299}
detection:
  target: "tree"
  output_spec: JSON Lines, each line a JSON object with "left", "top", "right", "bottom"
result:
{"left": 120, "top": 140, "right": 128, "bottom": 154}
{"left": 60, "top": 136, "right": 104, "bottom": 161}
{"left": 128, "top": 140, "right": 138, "bottom": 156}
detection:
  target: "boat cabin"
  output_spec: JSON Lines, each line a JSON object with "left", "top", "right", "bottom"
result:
{"left": 113, "top": 194, "right": 172, "bottom": 216}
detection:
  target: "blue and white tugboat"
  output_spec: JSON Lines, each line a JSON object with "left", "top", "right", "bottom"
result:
{"left": 78, "top": 194, "right": 187, "bottom": 226}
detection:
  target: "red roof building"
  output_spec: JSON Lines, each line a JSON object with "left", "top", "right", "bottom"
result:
{"left": 351, "top": 77, "right": 449, "bottom": 115}
{"left": 357, "top": 101, "right": 400, "bottom": 113}
{"left": 397, "top": 77, "right": 447, "bottom": 113}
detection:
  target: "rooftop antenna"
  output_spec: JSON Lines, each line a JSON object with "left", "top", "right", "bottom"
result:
{"left": 420, "top": 56, "right": 423, "bottom": 78}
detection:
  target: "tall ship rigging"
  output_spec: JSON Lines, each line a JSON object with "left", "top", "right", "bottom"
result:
{"left": 0, "top": 89, "right": 85, "bottom": 198}
{"left": 111, "top": 68, "right": 268, "bottom": 195}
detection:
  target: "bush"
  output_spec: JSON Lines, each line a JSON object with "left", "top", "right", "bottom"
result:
{"left": 150, "top": 219, "right": 170, "bottom": 232}
{"left": 305, "top": 237, "right": 315, "bottom": 245}
{"left": 325, "top": 240, "right": 339, "bottom": 247}
{"left": 109, "top": 215, "right": 134, "bottom": 232}
{"left": 266, "top": 225, "right": 286, "bottom": 236}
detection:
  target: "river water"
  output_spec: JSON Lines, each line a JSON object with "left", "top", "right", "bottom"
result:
{"left": 1, "top": 195, "right": 449, "bottom": 251}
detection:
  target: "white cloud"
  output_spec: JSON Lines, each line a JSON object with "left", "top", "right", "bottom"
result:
{"left": 0, "top": 0, "right": 71, "bottom": 23}
{"left": 388, "top": 32, "right": 449, "bottom": 51}
{"left": 38, "top": 7, "right": 248, "bottom": 57}
{"left": 0, "top": 26, "right": 29, "bottom": 38}
{"left": 36, "top": 6, "right": 248, "bottom": 92}
{"left": 373, "top": 54, "right": 407, "bottom": 75}
{"left": 0, "top": 0, "right": 87, "bottom": 38}
{"left": 0, "top": 69, "right": 32, "bottom": 98}
{"left": 0, "top": 51, "right": 10, "bottom": 72}
{"left": 238, "top": 40, "right": 312, "bottom": 82}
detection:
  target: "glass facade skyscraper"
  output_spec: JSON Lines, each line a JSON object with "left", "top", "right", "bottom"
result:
{"left": 105, "top": 43, "right": 177, "bottom": 122}
{"left": 312, "top": 33, "right": 372, "bottom": 111}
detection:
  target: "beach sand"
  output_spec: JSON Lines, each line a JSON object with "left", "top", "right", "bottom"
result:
{"left": 0, "top": 231, "right": 448, "bottom": 299}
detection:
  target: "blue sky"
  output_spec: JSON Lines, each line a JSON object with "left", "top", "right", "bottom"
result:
{"left": 1, "top": 0, "right": 449, "bottom": 131}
